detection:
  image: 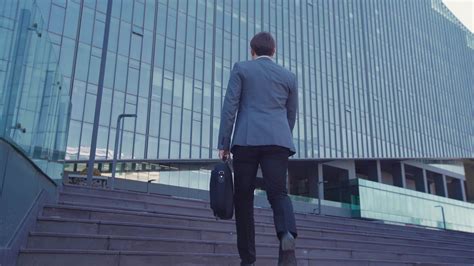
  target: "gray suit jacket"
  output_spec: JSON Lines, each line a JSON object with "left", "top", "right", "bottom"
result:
{"left": 217, "top": 57, "right": 298, "bottom": 155}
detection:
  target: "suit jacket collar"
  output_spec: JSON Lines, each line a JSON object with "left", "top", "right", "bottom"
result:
{"left": 255, "top": 55, "right": 274, "bottom": 61}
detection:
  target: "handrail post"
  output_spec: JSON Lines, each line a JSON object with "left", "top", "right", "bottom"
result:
{"left": 147, "top": 179, "right": 156, "bottom": 194}
{"left": 435, "top": 205, "right": 446, "bottom": 230}
{"left": 111, "top": 114, "right": 136, "bottom": 190}
{"left": 314, "top": 180, "right": 328, "bottom": 215}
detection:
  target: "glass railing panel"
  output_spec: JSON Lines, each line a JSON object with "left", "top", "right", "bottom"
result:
{"left": 355, "top": 179, "right": 474, "bottom": 232}
{"left": 0, "top": 0, "right": 71, "bottom": 180}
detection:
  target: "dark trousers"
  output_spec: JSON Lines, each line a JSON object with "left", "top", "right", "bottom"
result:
{"left": 232, "top": 145, "right": 297, "bottom": 264}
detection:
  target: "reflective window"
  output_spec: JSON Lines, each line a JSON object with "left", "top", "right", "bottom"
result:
{"left": 34, "top": 0, "right": 474, "bottom": 162}
{"left": 93, "top": 20, "right": 105, "bottom": 48}
{"left": 121, "top": 0, "right": 133, "bottom": 23}
{"left": 127, "top": 67, "right": 139, "bottom": 95}
{"left": 133, "top": 2, "right": 145, "bottom": 27}
{"left": 104, "top": 52, "right": 116, "bottom": 88}
{"left": 134, "top": 134, "right": 145, "bottom": 158}
{"left": 79, "top": 7, "right": 94, "bottom": 44}
{"left": 144, "top": 0, "right": 155, "bottom": 30}
{"left": 142, "top": 30, "right": 153, "bottom": 63}
{"left": 49, "top": 4, "right": 65, "bottom": 34}
{"left": 88, "top": 55, "right": 100, "bottom": 84}
{"left": 108, "top": 18, "right": 120, "bottom": 52}
{"left": 100, "top": 88, "right": 112, "bottom": 126}
{"left": 75, "top": 44, "right": 91, "bottom": 81}
{"left": 115, "top": 55, "right": 128, "bottom": 91}
{"left": 64, "top": 2, "right": 79, "bottom": 38}
{"left": 139, "top": 64, "right": 151, "bottom": 97}
{"left": 156, "top": 4, "right": 167, "bottom": 35}
{"left": 111, "top": 0, "right": 121, "bottom": 18}
{"left": 118, "top": 21, "right": 131, "bottom": 56}
{"left": 59, "top": 37, "right": 75, "bottom": 76}
{"left": 70, "top": 81, "right": 86, "bottom": 120}
{"left": 83, "top": 93, "right": 97, "bottom": 123}
{"left": 130, "top": 33, "right": 142, "bottom": 60}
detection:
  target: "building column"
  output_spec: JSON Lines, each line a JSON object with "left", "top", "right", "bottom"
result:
{"left": 461, "top": 181, "right": 467, "bottom": 202}
{"left": 376, "top": 160, "right": 382, "bottom": 183}
{"left": 367, "top": 160, "right": 380, "bottom": 182}
{"left": 422, "top": 169, "right": 428, "bottom": 193}
{"left": 442, "top": 175, "right": 449, "bottom": 198}
{"left": 392, "top": 162, "right": 404, "bottom": 188}
{"left": 401, "top": 163, "right": 406, "bottom": 188}
{"left": 307, "top": 162, "right": 318, "bottom": 198}
{"left": 318, "top": 163, "right": 324, "bottom": 200}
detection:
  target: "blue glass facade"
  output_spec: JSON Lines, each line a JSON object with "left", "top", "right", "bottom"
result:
{"left": 32, "top": 0, "right": 473, "bottom": 161}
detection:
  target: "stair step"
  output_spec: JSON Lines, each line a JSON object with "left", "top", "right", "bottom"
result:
{"left": 61, "top": 185, "right": 474, "bottom": 241}
{"left": 19, "top": 248, "right": 461, "bottom": 266}
{"left": 26, "top": 232, "right": 474, "bottom": 264}
{"left": 55, "top": 193, "right": 474, "bottom": 249}
{"left": 34, "top": 216, "right": 474, "bottom": 258}
{"left": 61, "top": 186, "right": 474, "bottom": 243}
{"left": 40, "top": 205, "right": 474, "bottom": 257}
{"left": 18, "top": 185, "right": 473, "bottom": 266}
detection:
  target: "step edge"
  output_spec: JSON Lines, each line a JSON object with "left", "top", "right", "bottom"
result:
{"left": 27, "top": 232, "right": 474, "bottom": 260}
{"left": 42, "top": 205, "right": 474, "bottom": 249}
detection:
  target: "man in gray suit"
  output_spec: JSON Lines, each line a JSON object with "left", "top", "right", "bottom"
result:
{"left": 218, "top": 32, "right": 298, "bottom": 266}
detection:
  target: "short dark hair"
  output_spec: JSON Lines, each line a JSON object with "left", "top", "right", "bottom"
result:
{"left": 250, "top": 32, "right": 275, "bottom": 56}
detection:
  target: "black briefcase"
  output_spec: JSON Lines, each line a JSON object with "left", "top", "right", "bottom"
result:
{"left": 209, "top": 160, "right": 234, "bottom": 219}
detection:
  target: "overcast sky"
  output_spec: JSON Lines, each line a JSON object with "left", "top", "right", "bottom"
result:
{"left": 442, "top": 0, "right": 474, "bottom": 33}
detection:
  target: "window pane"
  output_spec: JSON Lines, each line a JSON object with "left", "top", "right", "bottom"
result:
{"left": 64, "top": 2, "right": 79, "bottom": 38}
{"left": 83, "top": 93, "right": 96, "bottom": 123}
{"left": 136, "top": 97, "right": 148, "bottom": 134}
{"left": 100, "top": 88, "right": 112, "bottom": 126}
{"left": 88, "top": 56, "right": 100, "bottom": 84}
{"left": 75, "top": 44, "right": 91, "bottom": 81}
{"left": 118, "top": 21, "right": 131, "bottom": 56}
{"left": 160, "top": 112, "right": 171, "bottom": 139}
{"left": 115, "top": 55, "right": 128, "bottom": 91}
{"left": 130, "top": 34, "right": 142, "bottom": 60}
{"left": 133, "top": 2, "right": 145, "bottom": 27}
{"left": 66, "top": 120, "right": 81, "bottom": 160}
{"left": 79, "top": 7, "right": 94, "bottom": 44}
{"left": 134, "top": 134, "right": 145, "bottom": 159}
{"left": 144, "top": 0, "right": 155, "bottom": 30}
{"left": 121, "top": 0, "right": 133, "bottom": 22}
{"left": 93, "top": 20, "right": 105, "bottom": 48}
{"left": 127, "top": 67, "right": 139, "bottom": 95}
{"left": 104, "top": 52, "right": 116, "bottom": 88}
{"left": 49, "top": 5, "right": 65, "bottom": 35}
{"left": 139, "top": 64, "right": 151, "bottom": 97}
{"left": 141, "top": 30, "right": 153, "bottom": 63}
{"left": 71, "top": 81, "right": 86, "bottom": 120}
{"left": 59, "top": 37, "right": 75, "bottom": 76}
{"left": 108, "top": 18, "right": 119, "bottom": 52}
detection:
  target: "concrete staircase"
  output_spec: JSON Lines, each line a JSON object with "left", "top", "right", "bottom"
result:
{"left": 17, "top": 184, "right": 474, "bottom": 266}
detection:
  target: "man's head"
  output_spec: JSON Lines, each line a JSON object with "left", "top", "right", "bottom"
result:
{"left": 250, "top": 32, "right": 276, "bottom": 58}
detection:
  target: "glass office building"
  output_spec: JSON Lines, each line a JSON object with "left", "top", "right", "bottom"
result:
{"left": 2, "top": 0, "right": 473, "bottom": 231}
{"left": 33, "top": 0, "right": 473, "bottom": 161}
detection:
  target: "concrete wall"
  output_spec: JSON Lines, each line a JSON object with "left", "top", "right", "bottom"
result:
{"left": 0, "top": 139, "right": 58, "bottom": 266}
